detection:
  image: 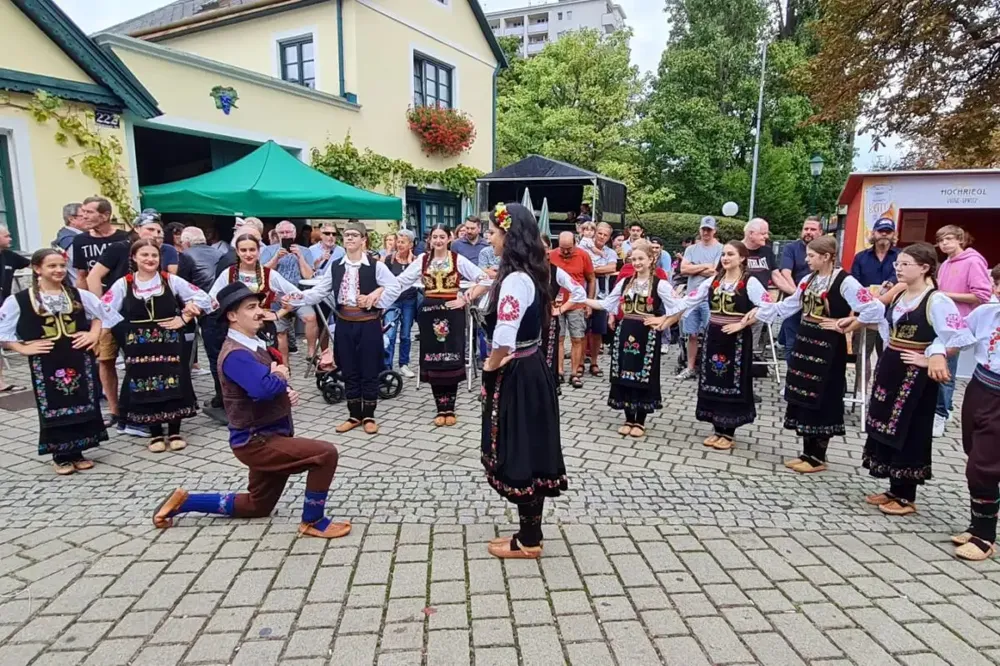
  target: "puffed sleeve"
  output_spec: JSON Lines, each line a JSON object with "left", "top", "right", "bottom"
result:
{"left": 661, "top": 279, "right": 710, "bottom": 316}
{"left": 457, "top": 255, "right": 488, "bottom": 284}
{"left": 0, "top": 296, "right": 22, "bottom": 342}
{"left": 840, "top": 274, "right": 885, "bottom": 324}
{"left": 209, "top": 271, "right": 229, "bottom": 299}
{"left": 268, "top": 271, "right": 304, "bottom": 300}
{"left": 168, "top": 274, "right": 217, "bottom": 314}
{"left": 80, "top": 290, "right": 106, "bottom": 325}
{"left": 746, "top": 277, "right": 772, "bottom": 307}
{"left": 556, "top": 267, "right": 587, "bottom": 304}
{"left": 394, "top": 255, "right": 425, "bottom": 292}
{"left": 492, "top": 272, "right": 535, "bottom": 351}
{"left": 374, "top": 261, "right": 402, "bottom": 309}
{"left": 99, "top": 278, "right": 128, "bottom": 327}
{"left": 756, "top": 276, "right": 806, "bottom": 324}
{"left": 926, "top": 291, "right": 977, "bottom": 357}
{"left": 592, "top": 279, "right": 624, "bottom": 313}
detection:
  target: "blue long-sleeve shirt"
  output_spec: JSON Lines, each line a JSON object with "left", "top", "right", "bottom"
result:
{"left": 221, "top": 348, "right": 292, "bottom": 447}
{"left": 850, "top": 246, "right": 900, "bottom": 288}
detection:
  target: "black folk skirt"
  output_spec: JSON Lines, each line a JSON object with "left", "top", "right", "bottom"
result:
{"left": 783, "top": 319, "right": 847, "bottom": 437}
{"left": 480, "top": 347, "right": 566, "bottom": 504}
{"left": 418, "top": 296, "right": 466, "bottom": 386}
{"left": 696, "top": 321, "right": 756, "bottom": 430}
{"left": 862, "top": 347, "right": 937, "bottom": 484}
{"left": 118, "top": 323, "right": 198, "bottom": 425}
{"left": 607, "top": 317, "right": 662, "bottom": 413}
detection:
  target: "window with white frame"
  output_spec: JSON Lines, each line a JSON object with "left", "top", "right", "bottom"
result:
{"left": 413, "top": 54, "right": 453, "bottom": 109}
{"left": 279, "top": 36, "right": 315, "bottom": 88}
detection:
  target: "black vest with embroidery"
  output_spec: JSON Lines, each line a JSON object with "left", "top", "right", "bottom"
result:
{"left": 618, "top": 275, "right": 664, "bottom": 317}
{"left": 800, "top": 271, "right": 851, "bottom": 320}
{"left": 329, "top": 260, "right": 378, "bottom": 303}
{"left": 886, "top": 288, "right": 937, "bottom": 350}
{"left": 708, "top": 280, "right": 752, "bottom": 317}
{"left": 15, "top": 288, "right": 88, "bottom": 342}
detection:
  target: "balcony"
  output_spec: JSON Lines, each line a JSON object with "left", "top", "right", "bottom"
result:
{"left": 601, "top": 12, "right": 620, "bottom": 28}
{"left": 503, "top": 24, "right": 524, "bottom": 36}
{"left": 527, "top": 40, "right": 547, "bottom": 55}
{"left": 527, "top": 21, "right": 549, "bottom": 34}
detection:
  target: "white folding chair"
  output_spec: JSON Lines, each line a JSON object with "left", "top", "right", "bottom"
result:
{"left": 751, "top": 323, "right": 782, "bottom": 387}
{"left": 844, "top": 327, "right": 868, "bottom": 426}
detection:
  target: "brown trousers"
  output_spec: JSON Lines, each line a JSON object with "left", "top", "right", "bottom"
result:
{"left": 963, "top": 378, "right": 1000, "bottom": 491}
{"left": 230, "top": 434, "right": 339, "bottom": 518}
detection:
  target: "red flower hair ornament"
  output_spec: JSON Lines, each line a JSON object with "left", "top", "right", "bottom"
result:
{"left": 494, "top": 203, "right": 511, "bottom": 232}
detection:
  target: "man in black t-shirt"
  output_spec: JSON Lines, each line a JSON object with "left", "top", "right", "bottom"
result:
{"left": 72, "top": 197, "right": 130, "bottom": 293}
{"left": 86, "top": 215, "right": 178, "bottom": 297}
{"left": 0, "top": 223, "right": 29, "bottom": 392}
{"left": 742, "top": 219, "right": 785, "bottom": 387}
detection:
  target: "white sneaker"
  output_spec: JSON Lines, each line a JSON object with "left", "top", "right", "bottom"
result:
{"left": 399, "top": 365, "right": 415, "bottom": 379}
{"left": 660, "top": 343, "right": 670, "bottom": 354}
{"left": 676, "top": 367, "right": 695, "bottom": 380}
{"left": 932, "top": 414, "right": 946, "bottom": 437}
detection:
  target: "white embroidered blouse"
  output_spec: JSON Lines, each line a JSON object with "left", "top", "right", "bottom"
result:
{"left": 0, "top": 289, "right": 106, "bottom": 342}
{"left": 101, "top": 273, "right": 217, "bottom": 328}
{"left": 879, "top": 287, "right": 977, "bottom": 357}
{"left": 962, "top": 303, "right": 1000, "bottom": 371}
{"left": 755, "top": 270, "right": 885, "bottom": 325}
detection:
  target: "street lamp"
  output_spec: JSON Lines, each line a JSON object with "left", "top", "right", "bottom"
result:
{"left": 808, "top": 154, "right": 825, "bottom": 215}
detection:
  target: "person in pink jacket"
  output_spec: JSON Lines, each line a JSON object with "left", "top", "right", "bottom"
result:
{"left": 934, "top": 225, "right": 993, "bottom": 436}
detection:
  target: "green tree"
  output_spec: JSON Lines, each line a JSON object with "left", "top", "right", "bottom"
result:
{"left": 495, "top": 29, "right": 671, "bottom": 214}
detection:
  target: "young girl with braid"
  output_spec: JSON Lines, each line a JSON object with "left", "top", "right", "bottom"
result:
{"left": 0, "top": 249, "right": 108, "bottom": 474}
{"left": 210, "top": 234, "right": 303, "bottom": 351}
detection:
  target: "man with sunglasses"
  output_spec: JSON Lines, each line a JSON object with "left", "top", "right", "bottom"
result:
{"left": 309, "top": 222, "right": 346, "bottom": 275}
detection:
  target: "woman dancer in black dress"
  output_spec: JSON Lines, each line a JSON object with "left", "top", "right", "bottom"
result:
{"left": 0, "top": 249, "right": 107, "bottom": 475}
{"left": 756, "top": 236, "right": 884, "bottom": 473}
{"left": 102, "top": 240, "right": 215, "bottom": 453}
{"left": 480, "top": 203, "right": 565, "bottom": 559}
{"left": 862, "top": 242, "right": 973, "bottom": 516}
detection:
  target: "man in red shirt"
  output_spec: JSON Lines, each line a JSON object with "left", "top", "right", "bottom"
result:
{"left": 550, "top": 232, "right": 596, "bottom": 389}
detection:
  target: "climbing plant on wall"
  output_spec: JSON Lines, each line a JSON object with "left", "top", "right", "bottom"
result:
{"left": 0, "top": 91, "right": 136, "bottom": 223}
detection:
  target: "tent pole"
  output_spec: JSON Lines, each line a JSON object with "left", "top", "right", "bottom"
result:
{"left": 592, "top": 178, "right": 597, "bottom": 220}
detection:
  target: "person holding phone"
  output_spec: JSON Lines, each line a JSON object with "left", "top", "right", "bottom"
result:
{"left": 259, "top": 221, "right": 318, "bottom": 365}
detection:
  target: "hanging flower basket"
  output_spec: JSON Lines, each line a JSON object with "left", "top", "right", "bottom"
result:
{"left": 406, "top": 105, "right": 476, "bottom": 157}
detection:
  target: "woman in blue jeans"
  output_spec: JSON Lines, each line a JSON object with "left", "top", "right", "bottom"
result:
{"left": 384, "top": 230, "right": 419, "bottom": 378}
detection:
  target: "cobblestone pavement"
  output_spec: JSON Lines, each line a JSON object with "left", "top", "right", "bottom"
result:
{"left": 0, "top": 346, "right": 992, "bottom": 666}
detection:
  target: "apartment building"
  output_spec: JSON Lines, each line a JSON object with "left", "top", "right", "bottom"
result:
{"left": 486, "top": 0, "right": 626, "bottom": 57}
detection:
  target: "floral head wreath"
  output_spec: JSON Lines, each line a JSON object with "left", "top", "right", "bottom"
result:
{"left": 494, "top": 203, "right": 511, "bottom": 231}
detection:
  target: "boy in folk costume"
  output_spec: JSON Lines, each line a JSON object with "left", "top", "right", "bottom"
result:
{"left": 296, "top": 222, "right": 401, "bottom": 434}
{"left": 153, "top": 282, "right": 351, "bottom": 538}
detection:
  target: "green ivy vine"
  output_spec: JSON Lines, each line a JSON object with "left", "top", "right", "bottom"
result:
{"left": 310, "top": 134, "right": 482, "bottom": 198}
{"left": 0, "top": 91, "right": 136, "bottom": 223}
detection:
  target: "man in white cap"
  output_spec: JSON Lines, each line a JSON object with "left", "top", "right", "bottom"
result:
{"left": 677, "top": 215, "right": 722, "bottom": 380}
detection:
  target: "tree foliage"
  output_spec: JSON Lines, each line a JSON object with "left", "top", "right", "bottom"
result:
{"left": 806, "top": 0, "right": 1000, "bottom": 167}
{"left": 495, "top": 29, "right": 672, "bottom": 214}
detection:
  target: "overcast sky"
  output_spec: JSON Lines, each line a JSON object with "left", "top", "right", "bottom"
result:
{"left": 55, "top": 0, "right": 895, "bottom": 168}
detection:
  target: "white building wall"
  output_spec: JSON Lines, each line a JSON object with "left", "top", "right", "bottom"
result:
{"left": 486, "top": 0, "right": 625, "bottom": 58}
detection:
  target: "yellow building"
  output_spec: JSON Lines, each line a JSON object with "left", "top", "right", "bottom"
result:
{"left": 1, "top": 0, "right": 159, "bottom": 250}
{"left": 2, "top": 0, "right": 505, "bottom": 249}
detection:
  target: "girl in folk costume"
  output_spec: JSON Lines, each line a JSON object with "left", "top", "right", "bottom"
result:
{"left": 584, "top": 240, "right": 675, "bottom": 439}
{"left": 0, "top": 249, "right": 107, "bottom": 475}
{"left": 670, "top": 241, "right": 772, "bottom": 451}
{"left": 481, "top": 203, "right": 566, "bottom": 560}
{"left": 395, "top": 224, "right": 488, "bottom": 426}
{"left": 756, "top": 236, "right": 885, "bottom": 474}
{"left": 862, "top": 243, "right": 974, "bottom": 517}
{"left": 952, "top": 266, "right": 1000, "bottom": 560}
{"left": 102, "top": 240, "right": 216, "bottom": 453}
{"left": 209, "top": 234, "right": 302, "bottom": 351}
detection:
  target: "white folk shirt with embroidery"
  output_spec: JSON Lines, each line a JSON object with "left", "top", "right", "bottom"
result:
{"left": 755, "top": 270, "right": 885, "bottom": 326}
{"left": 298, "top": 252, "right": 401, "bottom": 309}
{"left": 208, "top": 266, "right": 302, "bottom": 301}
{"left": 878, "top": 287, "right": 977, "bottom": 358}
{"left": 395, "top": 253, "right": 488, "bottom": 292}
{"left": 675, "top": 275, "right": 772, "bottom": 312}
{"left": 100, "top": 273, "right": 217, "bottom": 328}
{"left": 595, "top": 275, "right": 680, "bottom": 315}
{"left": 0, "top": 289, "right": 106, "bottom": 342}
{"left": 963, "top": 302, "right": 1000, "bottom": 371}
{"left": 480, "top": 270, "right": 585, "bottom": 351}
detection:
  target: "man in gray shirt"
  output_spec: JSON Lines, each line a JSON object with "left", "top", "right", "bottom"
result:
{"left": 677, "top": 216, "right": 722, "bottom": 379}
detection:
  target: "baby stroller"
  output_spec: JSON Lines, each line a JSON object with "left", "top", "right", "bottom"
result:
{"left": 316, "top": 305, "right": 404, "bottom": 404}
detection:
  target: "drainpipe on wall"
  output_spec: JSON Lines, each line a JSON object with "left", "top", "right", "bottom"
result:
{"left": 336, "top": 0, "right": 346, "bottom": 99}
{"left": 492, "top": 63, "right": 500, "bottom": 172}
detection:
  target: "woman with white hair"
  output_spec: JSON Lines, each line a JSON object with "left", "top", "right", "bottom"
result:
{"left": 384, "top": 229, "right": 420, "bottom": 377}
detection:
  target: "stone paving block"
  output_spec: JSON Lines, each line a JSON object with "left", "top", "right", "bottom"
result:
{"left": 150, "top": 616, "right": 205, "bottom": 644}
{"left": 846, "top": 607, "right": 926, "bottom": 652}
{"left": 658, "top": 571, "right": 701, "bottom": 594}
{"left": 284, "top": 628, "right": 335, "bottom": 658}
{"left": 134, "top": 573, "right": 196, "bottom": 610}
{"left": 906, "top": 622, "right": 994, "bottom": 666}
{"left": 389, "top": 562, "right": 428, "bottom": 599}
{"left": 376, "top": 652, "right": 422, "bottom": 666}
{"left": 353, "top": 552, "right": 392, "bottom": 587}
{"left": 770, "top": 612, "right": 842, "bottom": 660}
{"left": 568, "top": 544, "right": 614, "bottom": 576}
{"left": 551, "top": 590, "right": 591, "bottom": 616}
{"left": 777, "top": 580, "right": 826, "bottom": 603}
{"left": 10, "top": 614, "right": 75, "bottom": 643}
{"left": 670, "top": 592, "right": 717, "bottom": 617}
{"left": 43, "top": 576, "right": 115, "bottom": 614}
{"left": 430, "top": 580, "right": 466, "bottom": 604}
{"left": 627, "top": 586, "right": 670, "bottom": 611}
{"left": 641, "top": 609, "right": 688, "bottom": 637}
{"left": 742, "top": 631, "right": 807, "bottom": 666}
{"left": 273, "top": 555, "right": 320, "bottom": 588}
{"left": 745, "top": 548, "right": 801, "bottom": 582}
{"left": 431, "top": 549, "right": 465, "bottom": 582}
{"left": 338, "top": 607, "right": 383, "bottom": 634}
{"left": 296, "top": 602, "right": 341, "bottom": 629}
{"left": 821, "top": 583, "right": 873, "bottom": 608}
{"left": 565, "top": 640, "right": 615, "bottom": 666}
{"left": 347, "top": 584, "right": 387, "bottom": 609}
{"left": 427, "top": 629, "right": 470, "bottom": 666}
{"left": 0, "top": 643, "right": 47, "bottom": 666}
{"left": 472, "top": 617, "right": 514, "bottom": 647}
{"left": 473, "top": 647, "right": 519, "bottom": 666}
{"left": 924, "top": 603, "right": 1000, "bottom": 648}
{"left": 222, "top": 569, "right": 276, "bottom": 607}
{"left": 307, "top": 566, "right": 351, "bottom": 603}
{"left": 191, "top": 558, "right": 243, "bottom": 593}
{"left": 384, "top": 597, "right": 425, "bottom": 624}
{"left": 728, "top": 567, "right": 773, "bottom": 590}
{"left": 52, "top": 621, "right": 112, "bottom": 650}
{"left": 508, "top": 576, "right": 547, "bottom": 600}
{"left": 826, "top": 628, "right": 901, "bottom": 666}
{"left": 688, "top": 615, "right": 753, "bottom": 663}
{"left": 604, "top": 620, "right": 665, "bottom": 666}
{"left": 899, "top": 655, "right": 950, "bottom": 666}
{"left": 428, "top": 603, "right": 468, "bottom": 629}
{"left": 184, "top": 632, "right": 240, "bottom": 663}
{"left": 261, "top": 588, "right": 306, "bottom": 612}
{"left": 232, "top": 640, "right": 284, "bottom": 666}
{"left": 557, "top": 613, "right": 604, "bottom": 642}
{"left": 380, "top": 621, "right": 424, "bottom": 651}
{"left": 583, "top": 574, "right": 624, "bottom": 597}
{"left": 205, "top": 606, "right": 256, "bottom": 633}
{"left": 81, "top": 637, "right": 144, "bottom": 666}
{"left": 702, "top": 583, "right": 751, "bottom": 607}
{"left": 102, "top": 561, "right": 167, "bottom": 597}
{"left": 656, "top": 636, "right": 711, "bottom": 666}
{"left": 468, "top": 558, "right": 505, "bottom": 594}
{"left": 800, "top": 602, "right": 855, "bottom": 629}
{"left": 611, "top": 553, "right": 658, "bottom": 587}
{"left": 131, "top": 644, "right": 187, "bottom": 666}
{"left": 511, "top": 599, "right": 553, "bottom": 626}
{"left": 679, "top": 551, "right": 731, "bottom": 585}
{"left": 541, "top": 557, "right": 583, "bottom": 591}
{"left": 518, "top": 625, "right": 566, "bottom": 665}
{"left": 247, "top": 611, "right": 297, "bottom": 639}
{"left": 109, "top": 609, "right": 167, "bottom": 638}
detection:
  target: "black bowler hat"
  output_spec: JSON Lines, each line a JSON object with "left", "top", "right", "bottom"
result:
{"left": 216, "top": 282, "right": 257, "bottom": 322}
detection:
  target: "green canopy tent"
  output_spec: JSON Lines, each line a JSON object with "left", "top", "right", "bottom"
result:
{"left": 140, "top": 140, "right": 402, "bottom": 219}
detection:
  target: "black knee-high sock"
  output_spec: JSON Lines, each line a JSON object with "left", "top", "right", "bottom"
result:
{"left": 168, "top": 420, "right": 181, "bottom": 437}
{"left": 715, "top": 426, "right": 735, "bottom": 437}
{"left": 517, "top": 497, "right": 545, "bottom": 547}
{"left": 624, "top": 408, "right": 636, "bottom": 424}
{"left": 634, "top": 410, "right": 647, "bottom": 426}
{"left": 149, "top": 423, "right": 164, "bottom": 438}
{"left": 889, "top": 479, "right": 917, "bottom": 503}
{"left": 969, "top": 486, "right": 1000, "bottom": 543}
{"left": 802, "top": 437, "right": 829, "bottom": 466}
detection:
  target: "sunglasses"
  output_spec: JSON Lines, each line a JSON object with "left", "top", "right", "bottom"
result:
{"left": 321, "top": 231, "right": 336, "bottom": 237}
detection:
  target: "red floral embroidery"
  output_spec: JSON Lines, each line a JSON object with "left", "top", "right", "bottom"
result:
{"left": 800, "top": 282, "right": 808, "bottom": 291}
{"left": 101, "top": 290, "right": 115, "bottom": 304}
{"left": 945, "top": 313, "right": 968, "bottom": 330}
{"left": 498, "top": 295, "right": 520, "bottom": 322}
{"left": 760, "top": 292, "right": 773, "bottom": 303}
{"left": 855, "top": 288, "right": 873, "bottom": 304}
{"left": 820, "top": 291, "right": 829, "bottom": 300}
{"left": 687, "top": 290, "right": 698, "bottom": 298}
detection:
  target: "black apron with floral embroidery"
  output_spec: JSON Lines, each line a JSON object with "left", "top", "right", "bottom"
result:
{"left": 608, "top": 276, "right": 664, "bottom": 412}
{"left": 417, "top": 252, "right": 466, "bottom": 385}
{"left": 696, "top": 281, "right": 756, "bottom": 429}
{"left": 117, "top": 274, "right": 198, "bottom": 424}
{"left": 15, "top": 288, "right": 107, "bottom": 456}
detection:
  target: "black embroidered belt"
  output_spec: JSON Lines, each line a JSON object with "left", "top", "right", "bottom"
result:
{"left": 888, "top": 338, "right": 931, "bottom": 352}
{"left": 509, "top": 344, "right": 540, "bottom": 359}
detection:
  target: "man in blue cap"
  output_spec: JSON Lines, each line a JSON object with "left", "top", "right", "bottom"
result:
{"left": 849, "top": 216, "right": 900, "bottom": 388}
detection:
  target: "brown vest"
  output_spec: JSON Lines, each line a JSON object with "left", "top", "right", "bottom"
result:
{"left": 218, "top": 336, "right": 292, "bottom": 431}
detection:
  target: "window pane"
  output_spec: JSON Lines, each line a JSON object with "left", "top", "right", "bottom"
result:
{"left": 283, "top": 45, "right": 299, "bottom": 65}
{"left": 438, "top": 84, "right": 450, "bottom": 106}
{"left": 301, "top": 41, "right": 314, "bottom": 60}
{"left": 285, "top": 64, "right": 300, "bottom": 81}
{"left": 302, "top": 61, "right": 315, "bottom": 79}
{"left": 439, "top": 68, "right": 451, "bottom": 87}
{"left": 426, "top": 94, "right": 437, "bottom": 107}
{"left": 414, "top": 93, "right": 424, "bottom": 107}
{"left": 424, "top": 62, "right": 437, "bottom": 82}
